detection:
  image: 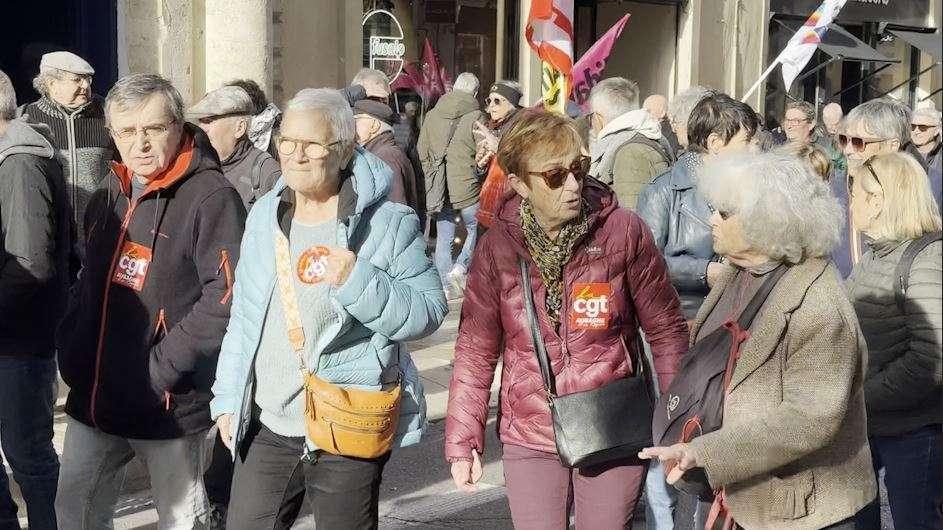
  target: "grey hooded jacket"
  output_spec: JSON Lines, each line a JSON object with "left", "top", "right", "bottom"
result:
{"left": 0, "top": 119, "right": 70, "bottom": 356}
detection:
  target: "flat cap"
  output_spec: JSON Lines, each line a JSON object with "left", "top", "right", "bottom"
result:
{"left": 352, "top": 99, "right": 395, "bottom": 125}
{"left": 40, "top": 51, "right": 94, "bottom": 76}
{"left": 187, "top": 86, "right": 255, "bottom": 119}
{"left": 912, "top": 106, "right": 941, "bottom": 126}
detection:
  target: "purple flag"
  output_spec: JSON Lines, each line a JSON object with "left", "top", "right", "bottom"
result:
{"left": 571, "top": 14, "right": 630, "bottom": 111}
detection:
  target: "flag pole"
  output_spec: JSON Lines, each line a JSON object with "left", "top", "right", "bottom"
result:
{"left": 742, "top": 58, "right": 781, "bottom": 102}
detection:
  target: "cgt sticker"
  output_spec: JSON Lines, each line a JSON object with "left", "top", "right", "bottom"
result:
{"left": 569, "top": 283, "right": 611, "bottom": 330}
{"left": 112, "top": 241, "right": 152, "bottom": 291}
{"left": 297, "top": 246, "right": 331, "bottom": 284}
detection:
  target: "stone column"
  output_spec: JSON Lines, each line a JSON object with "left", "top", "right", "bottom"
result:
{"left": 204, "top": 0, "right": 273, "bottom": 96}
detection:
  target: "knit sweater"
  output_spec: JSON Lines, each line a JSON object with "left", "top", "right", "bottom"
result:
{"left": 845, "top": 237, "right": 943, "bottom": 436}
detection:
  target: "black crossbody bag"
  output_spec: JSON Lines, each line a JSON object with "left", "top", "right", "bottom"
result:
{"left": 519, "top": 259, "right": 655, "bottom": 469}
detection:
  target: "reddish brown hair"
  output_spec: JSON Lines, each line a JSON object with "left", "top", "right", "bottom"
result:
{"left": 496, "top": 109, "right": 582, "bottom": 179}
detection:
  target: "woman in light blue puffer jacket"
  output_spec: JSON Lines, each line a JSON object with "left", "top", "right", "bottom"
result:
{"left": 211, "top": 88, "right": 447, "bottom": 530}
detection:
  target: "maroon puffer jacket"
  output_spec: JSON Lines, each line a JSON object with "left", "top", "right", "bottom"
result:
{"left": 444, "top": 179, "right": 689, "bottom": 460}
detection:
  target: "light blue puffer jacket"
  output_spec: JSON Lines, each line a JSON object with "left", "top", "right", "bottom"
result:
{"left": 210, "top": 146, "right": 448, "bottom": 455}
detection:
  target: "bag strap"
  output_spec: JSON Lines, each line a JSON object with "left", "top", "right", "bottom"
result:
{"left": 273, "top": 228, "right": 309, "bottom": 375}
{"left": 433, "top": 117, "right": 462, "bottom": 167}
{"left": 894, "top": 231, "right": 942, "bottom": 311}
{"left": 519, "top": 259, "right": 557, "bottom": 396}
{"left": 734, "top": 265, "right": 789, "bottom": 330}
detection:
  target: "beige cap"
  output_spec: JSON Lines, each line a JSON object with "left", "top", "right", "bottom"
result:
{"left": 40, "top": 51, "right": 94, "bottom": 76}
{"left": 187, "top": 86, "right": 255, "bottom": 119}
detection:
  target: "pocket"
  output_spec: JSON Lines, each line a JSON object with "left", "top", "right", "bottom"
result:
{"left": 217, "top": 249, "right": 234, "bottom": 305}
{"left": 769, "top": 469, "right": 815, "bottom": 519}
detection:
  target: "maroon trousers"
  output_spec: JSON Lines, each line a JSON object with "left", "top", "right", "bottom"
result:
{"left": 502, "top": 444, "right": 646, "bottom": 530}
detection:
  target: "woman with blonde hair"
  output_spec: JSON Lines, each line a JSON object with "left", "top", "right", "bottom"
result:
{"left": 846, "top": 151, "right": 942, "bottom": 530}
{"left": 779, "top": 142, "right": 832, "bottom": 181}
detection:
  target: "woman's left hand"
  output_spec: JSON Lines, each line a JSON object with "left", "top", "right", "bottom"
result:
{"left": 323, "top": 247, "right": 356, "bottom": 286}
{"left": 639, "top": 443, "right": 699, "bottom": 484}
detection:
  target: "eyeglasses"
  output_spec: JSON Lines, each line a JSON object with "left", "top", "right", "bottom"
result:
{"left": 276, "top": 136, "right": 342, "bottom": 160}
{"left": 110, "top": 122, "right": 175, "bottom": 142}
{"left": 912, "top": 123, "right": 936, "bottom": 132}
{"left": 848, "top": 156, "right": 884, "bottom": 197}
{"left": 838, "top": 134, "right": 891, "bottom": 153}
{"left": 783, "top": 117, "right": 810, "bottom": 125}
{"left": 526, "top": 156, "right": 590, "bottom": 189}
{"left": 486, "top": 97, "right": 506, "bottom": 107}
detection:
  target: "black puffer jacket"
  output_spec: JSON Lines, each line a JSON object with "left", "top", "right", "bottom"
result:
{"left": 636, "top": 152, "right": 718, "bottom": 318}
{"left": 57, "top": 125, "right": 246, "bottom": 439}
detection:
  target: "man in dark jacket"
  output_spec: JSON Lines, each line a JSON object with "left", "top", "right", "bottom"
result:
{"left": 189, "top": 85, "right": 281, "bottom": 210}
{"left": 19, "top": 51, "right": 115, "bottom": 266}
{"left": 54, "top": 74, "right": 246, "bottom": 529}
{"left": 353, "top": 99, "right": 419, "bottom": 211}
{"left": 0, "top": 69, "right": 65, "bottom": 530}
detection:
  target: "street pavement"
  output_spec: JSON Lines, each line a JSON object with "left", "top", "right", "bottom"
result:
{"left": 7, "top": 298, "right": 892, "bottom": 529}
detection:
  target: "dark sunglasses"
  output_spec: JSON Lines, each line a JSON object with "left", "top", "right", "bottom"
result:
{"left": 838, "top": 134, "right": 890, "bottom": 153}
{"left": 912, "top": 123, "right": 936, "bottom": 132}
{"left": 848, "top": 156, "right": 884, "bottom": 196}
{"left": 486, "top": 97, "right": 505, "bottom": 107}
{"left": 526, "top": 156, "right": 591, "bottom": 189}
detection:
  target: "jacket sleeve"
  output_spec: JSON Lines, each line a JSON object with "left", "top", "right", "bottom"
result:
{"left": 636, "top": 174, "right": 670, "bottom": 249}
{"left": 690, "top": 299, "right": 861, "bottom": 487}
{"left": 445, "top": 113, "right": 481, "bottom": 203}
{"left": 149, "top": 187, "right": 247, "bottom": 392}
{"left": 865, "top": 243, "right": 943, "bottom": 411}
{"left": 333, "top": 209, "right": 447, "bottom": 342}
{"left": 624, "top": 213, "right": 689, "bottom": 391}
{"left": 444, "top": 235, "right": 502, "bottom": 461}
{"left": 611, "top": 144, "right": 668, "bottom": 210}
{"left": 0, "top": 157, "right": 58, "bottom": 318}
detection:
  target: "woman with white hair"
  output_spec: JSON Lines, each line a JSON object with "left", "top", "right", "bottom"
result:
{"left": 845, "top": 152, "right": 942, "bottom": 530}
{"left": 641, "top": 152, "right": 877, "bottom": 530}
{"left": 211, "top": 88, "right": 447, "bottom": 530}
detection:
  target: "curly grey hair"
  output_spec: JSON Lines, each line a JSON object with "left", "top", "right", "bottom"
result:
{"left": 32, "top": 67, "right": 62, "bottom": 97}
{"left": 351, "top": 68, "right": 391, "bottom": 90}
{"left": 699, "top": 151, "right": 843, "bottom": 264}
{"left": 286, "top": 88, "right": 356, "bottom": 148}
{"left": 0, "top": 69, "right": 16, "bottom": 121}
{"left": 668, "top": 86, "right": 713, "bottom": 128}
{"left": 104, "top": 74, "right": 184, "bottom": 128}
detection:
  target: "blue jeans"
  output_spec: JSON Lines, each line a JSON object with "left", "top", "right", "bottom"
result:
{"left": 639, "top": 334, "right": 677, "bottom": 530}
{"left": 434, "top": 204, "right": 479, "bottom": 284}
{"left": 855, "top": 425, "right": 942, "bottom": 530}
{"left": 0, "top": 356, "right": 59, "bottom": 530}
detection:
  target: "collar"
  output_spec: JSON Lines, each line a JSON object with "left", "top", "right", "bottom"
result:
{"left": 597, "top": 109, "right": 662, "bottom": 141}
{"left": 221, "top": 137, "right": 254, "bottom": 167}
{"left": 111, "top": 131, "right": 195, "bottom": 198}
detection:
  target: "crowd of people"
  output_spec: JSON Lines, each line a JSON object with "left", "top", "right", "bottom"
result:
{"left": 0, "top": 48, "right": 940, "bottom": 530}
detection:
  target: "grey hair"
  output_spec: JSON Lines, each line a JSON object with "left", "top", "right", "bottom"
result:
{"left": 285, "top": 88, "right": 356, "bottom": 147}
{"left": 699, "top": 151, "right": 844, "bottom": 264}
{"left": 452, "top": 72, "right": 480, "bottom": 94}
{"left": 589, "top": 77, "right": 640, "bottom": 122}
{"left": 352, "top": 68, "right": 390, "bottom": 90}
{"left": 667, "top": 86, "right": 712, "bottom": 127}
{"left": 0, "top": 69, "right": 16, "bottom": 121}
{"left": 105, "top": 74, "right": 184, "bottom": 128}
{"left": 31, "top": 66, "right": 64, "bottom": 97}
{"left": 846, "top": 98, "right": 912, "bottom": 145}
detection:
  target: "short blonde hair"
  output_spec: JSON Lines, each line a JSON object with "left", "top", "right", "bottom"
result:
{"left": 777, "top": 143, "right": 832, "bottom": 181}
{"left": 851, "top": 152, "right": 942, "bottom": 241}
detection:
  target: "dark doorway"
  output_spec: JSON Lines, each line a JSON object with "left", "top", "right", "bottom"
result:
{"left": 1, "top": 0, "right": 118, "bottom": 105}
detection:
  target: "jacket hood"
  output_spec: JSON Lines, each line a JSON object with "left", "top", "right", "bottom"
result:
{"left": 598, "top": 109, "right": 663, "bottom": 142}
{"left": 492, "top": 177, "right": 618, "bottom": 254}
{"left": 111, "top": 123, "right": 221, "bottom": 197}
{"left": 0, "top": 119, "right": 56, "bottom": 163}
{"left": 434, "top": 90, "right": 481, "bottom": 120}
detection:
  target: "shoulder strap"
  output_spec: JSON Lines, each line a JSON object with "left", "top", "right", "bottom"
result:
{"left": 434, "top": 117, "right": 462, "bottom": 166}
{"left": 273, "top": 228, "right": 309, "bottom": 375}
{"left": 249, "top": 150, "right": 268, "bottom": 204}
{"left": 894, "top": 231, "right": 943, "bottom": 311}
{"left": 735, "top": 265, "right": 789, "bottom": 330}
{"left": 616, "top": 134, "right": 673, "bottom": 168}
{"left": 519, "top": 259, "right": 556, "bottom": 396}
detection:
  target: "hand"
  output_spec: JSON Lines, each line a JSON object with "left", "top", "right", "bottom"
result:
{"left": 323, "top": 247, "right": 356, "bottom": 287}
{"left": 216, "top": 414, "right": 234, "bottom": 452}
{"left": 472, "top": 122, "right": 499, "bottom": 153}
{"left": 450, "top": 449, "right": 483, "bottom": 492}
{"left": 706, "top": 262, "right": 724, "bottom": 288}
{"left": 638, "top": 443, "right": 699, "bottom": 485}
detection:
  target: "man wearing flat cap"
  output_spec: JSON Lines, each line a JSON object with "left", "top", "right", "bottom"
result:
{"left": 353, "top": 99, "right": 419, "bottom": 210}
{"left": 20, "top": 51, "right": 114, "bottom": 270}
{"left": 190, "top": 86, "right": 281, "bottom": 210}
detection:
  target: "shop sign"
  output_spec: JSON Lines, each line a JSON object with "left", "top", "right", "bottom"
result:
{"left": 770, "top": 0, "right": 931, "bottom": 27}
{"left": 363, "top": 9, "right": 406, "bottom": 82}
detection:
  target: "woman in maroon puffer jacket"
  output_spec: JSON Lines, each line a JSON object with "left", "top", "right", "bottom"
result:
{"left": 445, "top": 110, "right": 689, "bottom": 529}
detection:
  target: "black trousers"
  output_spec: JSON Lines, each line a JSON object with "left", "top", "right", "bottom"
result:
{"left": 226, "top": 420, "right": 390, "bottom": 530}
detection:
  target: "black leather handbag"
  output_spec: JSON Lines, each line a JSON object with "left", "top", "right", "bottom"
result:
{"left": 519, "top": 259, "right": 655, "bottom": 469}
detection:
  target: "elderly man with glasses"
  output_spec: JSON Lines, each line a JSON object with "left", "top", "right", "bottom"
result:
{"left": 19, "top": 51, "right": 115, "bottom": 270}
{"left": 55, "top": 73, "right": 246, "bottom": 529}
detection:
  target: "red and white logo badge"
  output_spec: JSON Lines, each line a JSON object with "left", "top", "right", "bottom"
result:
{"left": 569, "top": 283, "right": 611, "bottom": 330}
{"left": 112, "top": 241, "right": 152, "bottom": 291}
{"left": 297, "top": 246, "right": 331, "bottom": 284}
